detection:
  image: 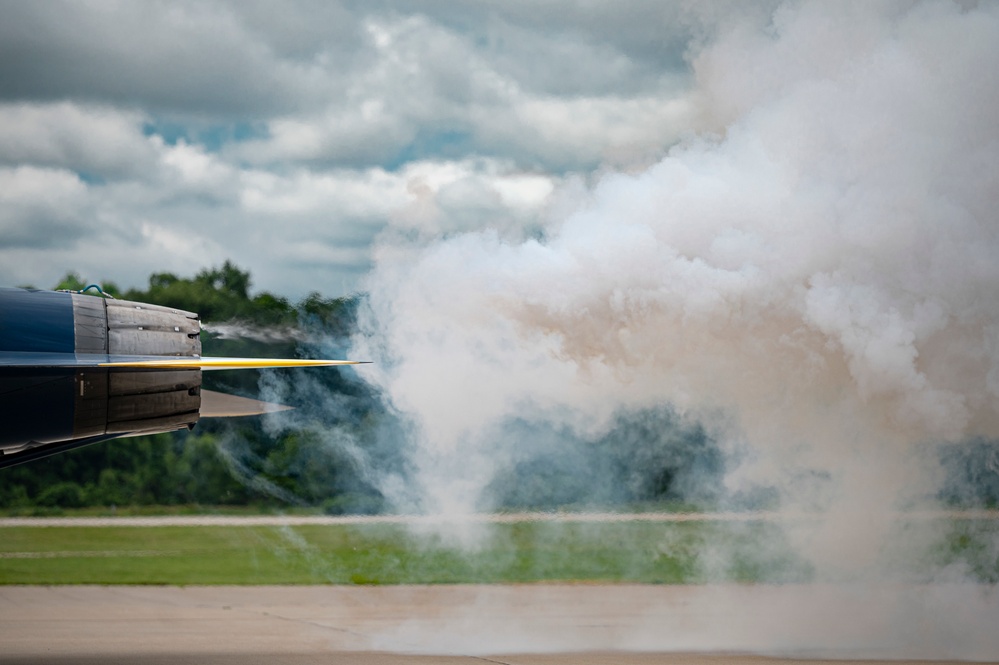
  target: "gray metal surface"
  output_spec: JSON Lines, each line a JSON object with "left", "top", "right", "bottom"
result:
{"left": 105, "top": 299, "right": 200, "bottom": 357}
{"left": 73, "top": 297, "right": 202, "bottom": 437}
{"left": 70, "top": 294, "right": 107, "bottom": 354}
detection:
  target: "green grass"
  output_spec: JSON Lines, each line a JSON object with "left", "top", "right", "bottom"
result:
{"left": 0, "top": 504, "right": 330, "bottom": 518}
{"left": 0, "top": 520, "right": 811, "bottom": 585}
{"left": 2, "top": 518, "right": 995, "bottom": 585}
{"left": 0, "top": 500, "right": 710, "bottom": 519}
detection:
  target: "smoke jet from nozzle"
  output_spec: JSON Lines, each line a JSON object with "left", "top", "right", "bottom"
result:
{"left": 202, "top": 322, "right": 308, "bottom": 344}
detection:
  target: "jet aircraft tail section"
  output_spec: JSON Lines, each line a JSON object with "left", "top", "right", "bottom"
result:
{"left": 0, "top": 287, "right": 367, "bottom": 469}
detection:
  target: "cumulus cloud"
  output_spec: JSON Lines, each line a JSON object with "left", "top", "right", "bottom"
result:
{"left": 389, "top": 160, "right": 558, "bottom": 237}
{"left": 0, "top": 166, "right": 93, "bottom": 248}
{"left": 0, "top": 103, "right": 157, "bottom": 178}
{"left": 0, "top": 0, "right": 716, "bottom": 295}
{"left": 0, "top": 0, "right": 338, "bottom": 116}
{"left": 233, "top": 12, "right": 700, "bottom": 171}
{"left": 0, "top": 1, "right": 706, "bottom": 169}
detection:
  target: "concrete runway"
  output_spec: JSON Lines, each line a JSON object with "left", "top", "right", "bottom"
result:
{"left": 3, "top": 584, "right": 999, "bottom": 664}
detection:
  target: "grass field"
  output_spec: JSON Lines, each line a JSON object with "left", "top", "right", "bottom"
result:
{"left": 2, "top": 517, "right": 996, "bottom": 585}
{"left": 0, "top": 520, "right": 809, "bottom": 585}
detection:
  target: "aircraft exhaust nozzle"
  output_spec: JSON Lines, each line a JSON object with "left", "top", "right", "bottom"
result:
{"left": 75, "top": 295, "right": 204, "bottom": 439}
{"left": 72, "top": 294, "right": 201, "bottom": 357}
{"left": 1, "top": 287, "right": 361, "bottom": 467}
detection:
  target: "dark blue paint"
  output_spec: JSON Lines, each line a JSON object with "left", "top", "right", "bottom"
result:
{"left": 0, "top": 368, "right": 75, "bottom": 448}
{"left": 0, "top": 288, "right": 74, "bottom": 354}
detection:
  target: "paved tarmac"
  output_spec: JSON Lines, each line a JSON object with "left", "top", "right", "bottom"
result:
{"left": 3, "top": 584, "right": 998, "bottom": 664}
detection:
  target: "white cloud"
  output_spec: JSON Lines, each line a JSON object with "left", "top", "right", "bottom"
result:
{"left": 0, "top": 1, "right": 338, "bottom": 116}
{"left": 0, "top": 151, "right": 558, "bottom": 297}
{"left": 138, "top": 219, "right": 224, "bottom": 263}
{"left": 159, "top": 140, "right": 240, "bottom": 202}
{"left": 239, "top": 168, "right": 406, "bottom": 218}
{"left": 0, "top": 103, "right": 157, "bottom": 178}
{"left": 0, "top": 166, "right": 93, "bottom": 248}
{"left": 0, "top": 1, "right": 772, "bottom": 297}
{"left": 388, "top": 160, "right": 559, "bottom": 238}
{"left": 230, "top": 11, "right": 699, "bottom": 170}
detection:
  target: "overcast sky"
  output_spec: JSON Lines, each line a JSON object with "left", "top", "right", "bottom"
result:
{"left": 0, "top": 0, "right": 774, "bottom": 298}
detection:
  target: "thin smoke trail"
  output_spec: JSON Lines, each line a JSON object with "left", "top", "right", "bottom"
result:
{"left": 202, "top": 321, "right": 308, "bottom": 343}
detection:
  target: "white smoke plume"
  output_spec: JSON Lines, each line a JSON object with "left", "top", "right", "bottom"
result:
{"left": 352, "top": 0, "right": 999, "bottom": 580}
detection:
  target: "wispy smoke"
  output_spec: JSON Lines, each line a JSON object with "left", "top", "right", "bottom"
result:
{"left": 202, "top": 322, "right": 308, "bottom": 344}
{"left": 215, "top": 431, "right": 308, "bottom": 507}
{"left": 351, "top": 0, "right": 999, "bottom": 585}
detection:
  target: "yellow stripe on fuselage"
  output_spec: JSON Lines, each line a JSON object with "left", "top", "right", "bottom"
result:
{"left": 99, "top": 357, "right": 367, "bottom": 370}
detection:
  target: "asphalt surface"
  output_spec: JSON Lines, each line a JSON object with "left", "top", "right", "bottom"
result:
{"left": 2, "top": 584, "right": 998, "bottom": 664}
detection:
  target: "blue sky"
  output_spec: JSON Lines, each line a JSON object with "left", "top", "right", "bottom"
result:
{"left": 0, "top": 0, "right": 758, "bottom": 298}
